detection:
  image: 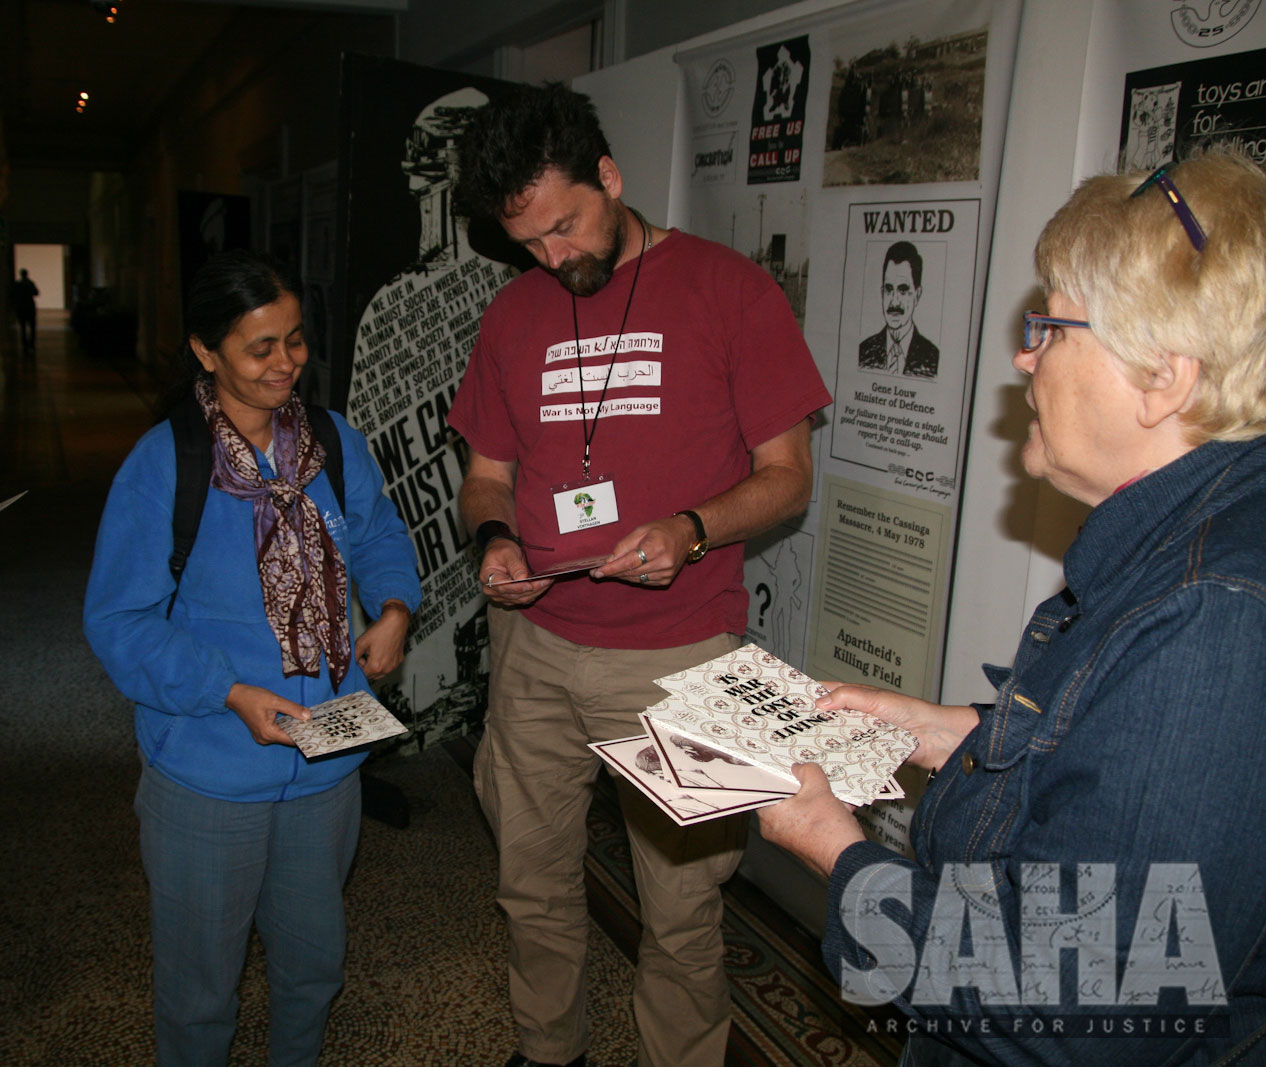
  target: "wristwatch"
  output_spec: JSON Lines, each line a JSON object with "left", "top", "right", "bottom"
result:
{"left": 675, "top": 509, "right": 709, "bottom": 563}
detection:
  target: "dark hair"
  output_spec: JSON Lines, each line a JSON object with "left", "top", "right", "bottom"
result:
{"left": 160, "top": 249, "right": 300, "bottom": 416}
{"left": 187, "top": 249, "right": 299, "bottom": 352}
{"left": 454, "top": 82, "right": 611, "bottom": 223}
{"left": 883, "top": 240, "right": 923, "bottom": 289}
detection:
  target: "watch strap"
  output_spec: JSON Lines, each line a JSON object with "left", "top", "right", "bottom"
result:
{"left": 675, "top": 509, "right": 706, "bottom": 542}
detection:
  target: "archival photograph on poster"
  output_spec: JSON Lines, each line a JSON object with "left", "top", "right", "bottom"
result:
{"left": 831, "top": 199, "right": 979, "bottom": 498}
{"left": 808, "top": 475, "right": 952, "bottom": 700}
{"left": 823, "top": 21, "right": 989, "bottom": 187}
{"left": 1119, "top": 47, "right": 1266, "bottom": 171}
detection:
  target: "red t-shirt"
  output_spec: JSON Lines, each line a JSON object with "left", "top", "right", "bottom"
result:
{"left": 448, "top": 230, "right": 831, "bottom": 649}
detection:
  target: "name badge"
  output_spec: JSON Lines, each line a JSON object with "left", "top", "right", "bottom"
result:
{"left": 552, "top": 475, "right": 619, "bottom": 535}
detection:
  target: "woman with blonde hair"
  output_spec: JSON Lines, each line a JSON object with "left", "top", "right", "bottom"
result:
{"left": 760, "top": 152, "right": 1266, "bottom": 1065}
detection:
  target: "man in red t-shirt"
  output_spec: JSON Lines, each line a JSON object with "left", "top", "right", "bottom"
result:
{"left": 448, "top": 84, "right": 831, "bottom": 1067}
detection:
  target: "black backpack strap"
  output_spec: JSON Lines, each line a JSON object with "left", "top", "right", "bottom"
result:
{"left": 305, "top": 405, "right": 345, "bottom": 515}
{"left": 167, "top": 391, "right": 213, "bottom": 618}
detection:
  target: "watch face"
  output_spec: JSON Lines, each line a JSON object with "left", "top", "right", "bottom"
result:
{"left": 688, "top": 539, "right": 708, "bottom": 562}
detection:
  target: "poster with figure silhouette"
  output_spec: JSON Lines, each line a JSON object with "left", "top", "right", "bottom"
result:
{"left": 744, "top": 527, "right": 814, "bottom": 669}
{"left": 336, "top": 55, "right": 518, "bottom": 749}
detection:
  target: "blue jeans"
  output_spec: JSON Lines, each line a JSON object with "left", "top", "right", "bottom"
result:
{"left": 135, "top": 763, "right": 361, "bottom": 1067}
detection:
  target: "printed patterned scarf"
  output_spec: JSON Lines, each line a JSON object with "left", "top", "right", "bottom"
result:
{"left": 195, "top": 377, "right": 350, "bottom": 688}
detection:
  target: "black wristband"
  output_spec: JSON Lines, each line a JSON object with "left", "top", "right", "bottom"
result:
{"left": 674, "top": 509, "right": 707, "bottom": 541}
{"left": 475, "top": 520, "right": 519, "bottom": 552}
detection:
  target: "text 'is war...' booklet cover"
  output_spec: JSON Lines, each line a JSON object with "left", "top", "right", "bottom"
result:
{"left": 590, "top": 643, "right": 918, "bottom": 826}
{"left": 279, "top": 690, "right": 407, "bottom": 759}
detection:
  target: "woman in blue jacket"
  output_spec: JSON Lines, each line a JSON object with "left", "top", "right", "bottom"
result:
{"left": 84, "top": 250, "right": 420, "bottom": 1066}
{"left": 759, "top": 152, "right": 1266, "bottom": 1065}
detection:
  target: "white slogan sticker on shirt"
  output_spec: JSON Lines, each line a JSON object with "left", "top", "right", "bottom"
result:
{"left": 540, "top": 397, "right": 661, "bottom": 422}
{"left": 541, "top": 360, "right": 662, "bottom": 395}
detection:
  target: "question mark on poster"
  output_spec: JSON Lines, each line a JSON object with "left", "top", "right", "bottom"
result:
{"left": 755, "top": 583, "right": 772, "bottom": 627}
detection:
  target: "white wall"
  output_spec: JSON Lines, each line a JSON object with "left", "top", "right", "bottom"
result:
{"left": 940, "top": 0, "right": 1097, "bottom": 703}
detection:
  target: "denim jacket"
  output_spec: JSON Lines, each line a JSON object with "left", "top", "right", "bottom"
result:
{"left": 825, "top": 437, "right": 1266, "bottom": 1066}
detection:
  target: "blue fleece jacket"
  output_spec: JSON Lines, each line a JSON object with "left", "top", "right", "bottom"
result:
{"left": 84, "top": 410, "right": 421, "bottom": 802}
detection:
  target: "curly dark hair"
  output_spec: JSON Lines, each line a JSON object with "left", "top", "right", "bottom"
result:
{"left": 454, "top": 82, "right": 611, "bottom": 222}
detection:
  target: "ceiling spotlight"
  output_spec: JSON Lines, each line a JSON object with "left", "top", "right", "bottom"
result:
{"left": 80, "top": 92, "right": 89, "bottom": 100}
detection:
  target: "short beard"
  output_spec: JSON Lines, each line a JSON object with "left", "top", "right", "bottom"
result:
{"left": 554, "top": 206, "right": 626, "bottom": 297}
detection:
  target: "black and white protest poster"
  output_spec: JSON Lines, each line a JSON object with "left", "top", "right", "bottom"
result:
{"left": 1071, "top": 2, "right": 1266, "bottom": 180}
{"left": 679, "top": 0, "right": 1020, "bottom": 853}
{"left": 809, "top": 475, "right": 951, "bottom": 699}
{"left": 748, "top": 35, "right": 811, "bottom": 185}
{"left": 1119, "top": 47, "right": 1266, "bottom": 170}
{"left": 335, "top": 55, "right": 515, "bottom": 749}
{"left": 744, "top": 526, "right": 814, "bottom": 669}
{"left": 679, "top": 0, "right": 1016, "bottom": 691}
{"left": 832, "top": 198, "right": 979, "bottom": 497}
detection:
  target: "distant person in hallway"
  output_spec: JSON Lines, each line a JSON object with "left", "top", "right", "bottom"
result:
{"left": 857, "top": 241, "right": 939, "bottom": 379}
{"left": 12, "top": 268, "right": 38, "bottom": 352}
{"left": 760, "top": 153, "right": 1266, "bottom": 1065}
{"left": 84, "top": 250, "right": 420, "bottom": 1067}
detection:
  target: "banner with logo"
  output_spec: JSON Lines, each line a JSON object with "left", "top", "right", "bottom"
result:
{"left": 335, "top": 56, "right": 516, "bottom": 751}
{"left": 679, "top": 0, "right": 1021, "bottom": 853}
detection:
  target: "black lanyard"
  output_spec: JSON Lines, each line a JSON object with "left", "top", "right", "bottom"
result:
{"left": 572, "top": 211, "right": 648, "bottom": 480}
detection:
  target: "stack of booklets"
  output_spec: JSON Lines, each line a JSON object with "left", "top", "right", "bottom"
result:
{"left": 590, "top": 643, "right": 918, "bottom": 826}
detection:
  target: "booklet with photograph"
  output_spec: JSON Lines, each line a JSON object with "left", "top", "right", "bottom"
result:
{"left": 590, "top": 736, "right": 786, "bottom": 827}
{"left": 645, "top": 643, "right": 918, "bottom": 806}
{"left": 639, "top": 711, "right": 795, "bottom": 795}
{"left": 279, "top": 690, "right": 407, "bottom": 758}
